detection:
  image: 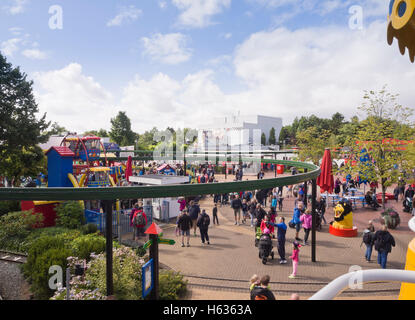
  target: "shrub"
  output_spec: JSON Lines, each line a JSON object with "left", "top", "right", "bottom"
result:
{"left": 159, "top": 270, "right": 188, "bottom": 300}
{"left": 27, "top": 247, "right": 73, "bottom": 300}
{"left": 381, "top": 208, "right": 400, "bottom": 229}
{"left": 0, "top": 200, "right": 21, "bottom": 217}
{"left": 81, "top": 223, "right": 98, "bottom": 235}
{"left": 70, "top": 233, "right": 106, "bottom": 261}
{"left": 55, "top": 201, "right": 86, "bottom": 229}
{"left": 86, "top": 246, "right": 143, "bottom": 300}
{"left": 0, "top": 211, "right": 44, "bottom": 252}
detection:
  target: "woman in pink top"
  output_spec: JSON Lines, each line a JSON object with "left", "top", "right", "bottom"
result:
{"left": 300, "top": 209, "right": 312, "bottom": 245}
{"left": 289, "top": 241, "right": 302, "bottom": 279}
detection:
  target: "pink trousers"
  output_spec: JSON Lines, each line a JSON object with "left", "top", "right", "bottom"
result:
{"left": 292, "top": 261, "right": 298, "bottom": 276}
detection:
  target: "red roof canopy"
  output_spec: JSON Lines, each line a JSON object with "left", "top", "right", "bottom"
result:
{"left": 45, "top": 146, "right": 75, "bottom": 157}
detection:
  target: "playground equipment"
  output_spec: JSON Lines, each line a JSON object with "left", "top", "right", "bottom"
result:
{"left": 387, "top": 0, "right": 415, "bottom": 62}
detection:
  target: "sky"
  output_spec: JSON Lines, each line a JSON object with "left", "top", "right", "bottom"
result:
{"left": 1, "top": 0, "right": 413, "bottom": 134}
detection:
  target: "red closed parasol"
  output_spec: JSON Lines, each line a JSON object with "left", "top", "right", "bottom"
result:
{"left": 125, "top": 156, "right": 133, "bottom": 182}
{"left": 317, "top": 148, "right": 334, "bottom": 194}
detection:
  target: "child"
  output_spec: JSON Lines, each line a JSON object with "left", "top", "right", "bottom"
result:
{"left": 249, "top": 274, "right": 260, "bottom": 291}
{"left": 271, "top": 195, "right": 277, "bottom": 211}
{"left": 289, "top": 241, "right": 302, "bottom": 279}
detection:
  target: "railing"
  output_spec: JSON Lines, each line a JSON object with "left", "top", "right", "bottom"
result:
{"left": 308, "top": 269, "right": 415, "bottom": 300}
{"left": 0, "top": 158, "right": 320, "bottom": 201}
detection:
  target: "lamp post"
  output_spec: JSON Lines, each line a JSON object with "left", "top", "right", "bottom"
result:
{"left": 311, "top": 179, "right": 317, "bottom": 262}
{"left": 103, "top": 200, "right": 114, "bottom": 297}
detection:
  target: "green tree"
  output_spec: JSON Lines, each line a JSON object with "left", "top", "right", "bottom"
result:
{"left": 296, "top": 127, "right": 336, "bottom": 165}
{"left": 48, "top": 122, "right": 67, "bottom": 135}
{"left": 268, "top": 127, "right": 276, "bottom": 145}
{"left": 353, "top": 87, "right": 414, "bottom": 208}
{"left": 109, "top": 111, "right": 137, "bottom": 146}
{"left": 0, "top": 53, "right": 50, "bottom": 185}
{"left": 261, "top": 133, "right": 266, "bottom": 146}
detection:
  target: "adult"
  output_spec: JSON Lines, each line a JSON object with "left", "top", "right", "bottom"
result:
{"left": 300, "top": 209, "right": 312, "bottom": 246}
{"left": 250, "top": 275, "right": 275, "bottom": 300}
{"left": 267, "top": 216, "right": 287, "bottom": 264}
{"left": 362, "top": 221, "right": 375, "bottom": 262}
{"left": 373, "top": 225, "right": 396, "bottom": 269}
{"left": 131, "top": 206, "right": 147, "bottom": 241}
{"left": 231, "top": 194, "right": 243, "bottom": 225}
{"left": 188, "top": 201, "right": 201, "bottom": 236}
{"left": 197, "top": 209, "right": 211, "bottom": 245}
{"left": 177, "top": 210, "right": 193, "bottom": 247}
{"left": 248, "top": 199, "right": 257, "bottom": 227}
{"left": 212, "top": 203, "right": 219, "bottom": 225}
{"left": 334, "top": 178, "right": 341, "bottom": 195}
{"left": 255, "top": 204, "right": 267, "bottom": 228}
{"left": 290, "top": 202, "right": 303, "bottom": 242}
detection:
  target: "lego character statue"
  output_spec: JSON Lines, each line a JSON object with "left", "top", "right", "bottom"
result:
{"left": 329, "top": 199, "right": 357, "bottom": 237}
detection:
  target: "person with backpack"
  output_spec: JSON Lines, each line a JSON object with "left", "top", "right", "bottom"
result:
{"left": 362, "top": 221, "right": 375, "bottom": 262}
{"left": 132, "top": 206, "right": 147, "bottom": 241}
{"left": 188, "top": 201, "right": 201, "bottom": 236}
{"left": 250, "top": 275, "right": 275, "bottom": 300}
{"left": 231, "top": 194, "right": 243, "bottom": 225}
{"left": 373, "top": 225, "right": 396, "bottom": 269}
{"left": 197, "top": 209, "right": 211, "bottom": 245}
{"left": 177, "top": 210, "right": 193, "bottom": 247}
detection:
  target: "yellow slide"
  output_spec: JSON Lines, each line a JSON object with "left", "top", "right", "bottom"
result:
{"left": 67, "top": 173, "right": 85, "bottom": 209}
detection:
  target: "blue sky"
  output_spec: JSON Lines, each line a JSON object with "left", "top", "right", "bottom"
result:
{"left": 2, "top": 0, "right": 412, "bottom": 134}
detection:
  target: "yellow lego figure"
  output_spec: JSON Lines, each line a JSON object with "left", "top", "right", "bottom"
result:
{"left": 332, "top": 200, "right": 354, "bottom": 230}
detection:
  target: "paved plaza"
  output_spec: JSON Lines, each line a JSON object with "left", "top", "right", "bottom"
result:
{"left": 154, "top": 173, "right": 414, "bottom": 300}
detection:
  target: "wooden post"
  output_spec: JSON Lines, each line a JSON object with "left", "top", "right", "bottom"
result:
{"left": 148, "top": 234, "right": 159, "bottom": 300}
{"left": 103, "top": 200, "right": 114, "bottom": 297}
{"left": 311, "top": 179, "right": 317, "bottom": 262}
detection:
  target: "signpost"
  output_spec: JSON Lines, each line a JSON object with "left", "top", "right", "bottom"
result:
{"left": 143, "top": 222, "right": 175, "bottom": 300}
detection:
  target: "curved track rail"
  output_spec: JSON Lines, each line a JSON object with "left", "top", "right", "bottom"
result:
{"left": 0, "top": 157, "right": 320, "bottom": 201}
{"left": 0, "top": 250, "right": 27, "bottom": 264}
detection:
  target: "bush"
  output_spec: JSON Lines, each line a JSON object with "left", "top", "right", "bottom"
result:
{"left": 70, "top": 233, "right": 106, "bottom": 261}
{"left": 55, "top": 201, "right": 86, "bottom": 229}
{"left": 81, "top": 223, "right": 98, "bottom": 235}
{"left": 159, "top": 270, "right": 187, "bottom": 300}
{"left": 0, "top": 211, "right": 44, "bottom": 252}
{"left": 27, "top": 247, "right": 73, "bottom": 300}
{"left": 83, "top": 246, "right": 143, "bottom": 300}
{"left": 0, "top": 200, "right": 21, "bottom": 217}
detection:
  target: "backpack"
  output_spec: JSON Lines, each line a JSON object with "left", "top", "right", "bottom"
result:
{"left": 133, "top": 211, "right": 145, "bottom": 226}
{"left": 363, "top": 232, "right": 372, "bottom": 245}
{"left": 201, "top": 214, "right": 210, "bottom": 228}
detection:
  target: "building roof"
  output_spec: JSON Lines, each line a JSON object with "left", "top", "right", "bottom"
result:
{"left": 45, "top": 146, "right": 75, "bottom": 157}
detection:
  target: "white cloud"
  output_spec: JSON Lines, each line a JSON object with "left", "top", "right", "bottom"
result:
{"left": 141, "top": 33, "right": 192, "bottom": 65}
{"left": 121, "top": 70, "right": 231, "bottom": 132}
{"left": 22, "top": 48, "right": 48, "bottom": 60}
{"left": 172, "top": 0, "right": 231, "bottom": 28}
{"left": 8, "top": 27, "right": 23, "bottom": 36}
{"left": 107, "top": 5, "right": 142, "bottom": 27}
{"left": 230, "top": 20, "right": 415, "bottom": 124}
{"left": 3, "top": 0, "right": 29, "bottom": 15}
{"left": 1, "top": 38, "right": 22, "bottom": 57}
{"left": 159, "top": 1, "right": 168, "bottom": 9}
{"left": 33, "top": 63, "right": 115, "bottom": 133}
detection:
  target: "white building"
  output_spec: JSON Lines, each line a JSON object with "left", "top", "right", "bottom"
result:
{"left": 197, "top": 114, "right": 283, "bottom": 151}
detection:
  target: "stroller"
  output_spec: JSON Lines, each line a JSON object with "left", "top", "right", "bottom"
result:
{"left": 403, "top": 197, "right": 413, "bottom": 213}
{"left": 258, "top": 230, "right": 274, "bottom": 265}
{"left": 365, "top": 193, "right": 380, "bottom": 210}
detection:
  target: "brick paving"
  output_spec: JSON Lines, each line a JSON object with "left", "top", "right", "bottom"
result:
{"left": 149, "top": 172, "right": 414, "bottom": 300}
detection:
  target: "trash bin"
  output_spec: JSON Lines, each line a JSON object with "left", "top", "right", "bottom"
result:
{"left": 277, "top": 165, "right": 285, "bottom": 175}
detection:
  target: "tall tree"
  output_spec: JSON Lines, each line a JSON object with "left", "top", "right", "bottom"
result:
{"left": 268, "top": 127, "right": 276, "bottom": 145}
{"left": 109, "top": 111, "right": 137, "bottom": 146}
{"left": 353, "top": 87, "right": 414, "bottom": 208}
{"left": 48, "top": 122, "right": 67, "bottom": 135}
{"left": 261, "top": 133, "right": 266, "bottom": 146}
{"left": 0, "top": 53, "right": 50, "bottom": 186}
